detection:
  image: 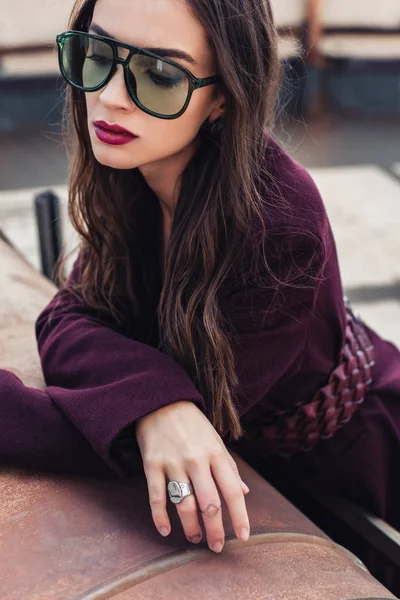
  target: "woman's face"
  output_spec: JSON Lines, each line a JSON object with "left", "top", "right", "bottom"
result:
{"left": 85, "top": 0, "right": 224, "bottom": 175}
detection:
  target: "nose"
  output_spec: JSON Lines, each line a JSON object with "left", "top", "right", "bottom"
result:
{"left": 98, "top": 64, "right": 135, "bottom": 112}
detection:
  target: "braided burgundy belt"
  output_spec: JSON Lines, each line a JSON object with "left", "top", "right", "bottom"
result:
{"left": 240, "top": 296, "right": 376, "bottom": 458}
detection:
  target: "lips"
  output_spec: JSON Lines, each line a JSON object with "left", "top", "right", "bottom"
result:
{"left": 93, "top": 120, "right": 138, "bottom": 146}
{"left": 94, "top": 120, "right": 137, "bottom": 136}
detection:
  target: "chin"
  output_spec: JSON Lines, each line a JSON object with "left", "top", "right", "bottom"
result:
{"left": 92, "top": 147, "right": 138, "bottom": 170}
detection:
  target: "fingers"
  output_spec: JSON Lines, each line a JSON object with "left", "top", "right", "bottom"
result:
{"left": 188, "top": 449, "right": 250, "bottom": 552}
{"left": 165, "top": 467, "right": 205, "bottom": 546}
{"left": 143, "top": 462, "right": 172, "bottom": 538}
{"left": 215, "top": 437, "right": 250, "bottom": 495}
{"left": 146, "top": 461, "right": 205, "bottom": 546}
{"left": 225, "top": 449, "right": 250, "bottom": 494}
{"left": 184, "top": 460, "right": 226, "bottom": 553}
{"left": 163, "top": 458, "right": 227, "bottom": 553}
{"left": 145, "top": 450, "right": 249, "bottom": 554}
{"left": 210, "top": 450, "right": 250, "bottom": 542}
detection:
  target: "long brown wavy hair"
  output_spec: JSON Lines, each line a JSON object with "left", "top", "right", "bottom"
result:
{"left": 56, "top": 0, "right": 322, "bottom": 442}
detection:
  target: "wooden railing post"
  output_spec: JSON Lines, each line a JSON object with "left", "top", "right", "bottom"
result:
{"left": 306, "top": 0, "right": 322, "bottom": 67}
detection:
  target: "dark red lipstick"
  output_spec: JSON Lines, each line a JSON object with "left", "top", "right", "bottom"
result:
{"left": 93, "top": 120, "right": 138, "bottom": 146}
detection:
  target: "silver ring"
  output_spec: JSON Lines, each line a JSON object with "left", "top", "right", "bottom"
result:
{"left": 167, "top": 480, "right": 194, "bottom": 504}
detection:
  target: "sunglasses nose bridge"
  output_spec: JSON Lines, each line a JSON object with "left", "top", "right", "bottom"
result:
{"left": 115, "top": 55, "right": 129, "bottom": 66}
{"left": 115, "top": 45, "right": 138, "bottom": 66}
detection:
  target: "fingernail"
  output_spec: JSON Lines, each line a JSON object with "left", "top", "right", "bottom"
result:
{"left": 189, "top": 534, "right": 202, "bottom": 544}
{"left": 241, "top": 480, "right": 250, "bottom": 492}
{"left": 239, "top": 527, "right": 249, "bottom": 541}
{"left": 160, "top": 527, "right": 169, "bottom": 537}
{"left": 212, "top": 541, "right": 223, "bottom": 553}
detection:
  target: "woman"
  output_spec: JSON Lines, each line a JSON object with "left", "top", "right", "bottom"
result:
{"left": 1, "top": 0, "right": 399, "bottom": 586}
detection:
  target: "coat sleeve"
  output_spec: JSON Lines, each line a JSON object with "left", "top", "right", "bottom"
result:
{"left": 34, "top": 250, "right": 206, "bottom": 478}
{"left": 0, "top": 368, "right": 116, "bottom": 477}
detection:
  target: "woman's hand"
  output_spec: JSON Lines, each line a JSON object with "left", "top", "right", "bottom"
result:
{"left": 135, "top": 400, "right": 250, "bottom": 553}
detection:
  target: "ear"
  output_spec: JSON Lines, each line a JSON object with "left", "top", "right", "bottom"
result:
{"left": 208, "top": 91, "right": 226, "bottom": 123}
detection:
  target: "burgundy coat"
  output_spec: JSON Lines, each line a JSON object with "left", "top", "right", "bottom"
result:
{"left": 1, "top": 134, "right": 399, "bottom": 522}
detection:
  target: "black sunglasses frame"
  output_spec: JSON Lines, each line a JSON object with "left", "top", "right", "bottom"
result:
{"left": 56, "top": 30, "right": 221, "bottom": 120}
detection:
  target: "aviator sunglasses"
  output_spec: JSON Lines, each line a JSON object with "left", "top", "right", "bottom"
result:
{"left": 56, "top": 30, "right": 221, "bottom": 120}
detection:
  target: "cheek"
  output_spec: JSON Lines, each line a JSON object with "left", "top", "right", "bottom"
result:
{"left": 85, "top": 92, "right": 97, "bottom": 118}
{"left": 152, "top": 94, "right": 210, "bottom": 145}
{"left": 182, "top": 88, "right": 216, "bottom": 136}
{"left": 142, "top": 113, "right": 199, "bottom": 157}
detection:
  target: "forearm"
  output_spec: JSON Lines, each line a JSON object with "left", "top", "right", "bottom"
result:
{"left": 35, "top": 287, "right": 206, "bottom": 475}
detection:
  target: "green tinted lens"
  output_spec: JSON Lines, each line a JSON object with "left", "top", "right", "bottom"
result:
{"left": 128, "top": 53, "right": 189, "bottom": 116}
{"left": 62, "top": 34, "right": 114, "bottom": 89}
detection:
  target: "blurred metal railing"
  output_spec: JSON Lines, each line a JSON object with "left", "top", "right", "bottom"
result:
{"left": 34, "top": 191, "right": 64, "bottom": 284}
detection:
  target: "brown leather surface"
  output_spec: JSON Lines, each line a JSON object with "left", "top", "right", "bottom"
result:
{"left": 0, "top": 461, "right": 396, "bottom": 600}
{"left": 0, "top": 233, "right": 396, "bottom": 600}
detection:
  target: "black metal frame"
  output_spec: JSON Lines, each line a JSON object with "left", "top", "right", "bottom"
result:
{"left": 34, "top": 190, "right": 64, "bottom": 284}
